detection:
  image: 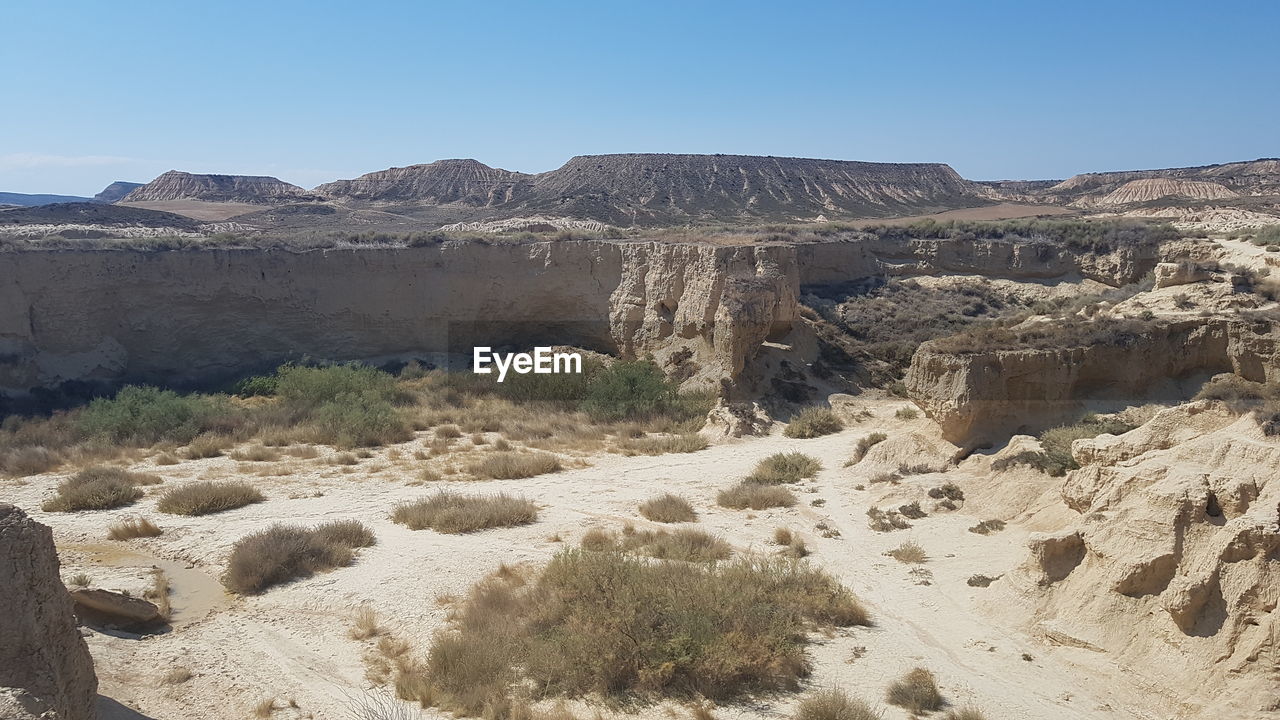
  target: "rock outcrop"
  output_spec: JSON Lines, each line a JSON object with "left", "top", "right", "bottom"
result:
{"left": 70, "top": 589, "right": 163, "bottom": 631}
{"left": 90, "top": 182, "right": 142, "bottom": 204}
{"left": 993, "top": 158, "right": 1280, "bottom": 208}
{"left": 997, "top": 404, "right": 1280, "bottom": 718}
{"left": 906, "top": 317, "right": 1280, "bottom": 447}
{"left": 315, "top": 159, "right": 533, "bottom": 204}
{"left": 0, "top": 504, "right": 98, "bottom": 720}
{"left": 1097, "top": 178, "right": 1237, "bottom": 206}
{"left": 123, "top": 171, "right": 314, "bottom": 204}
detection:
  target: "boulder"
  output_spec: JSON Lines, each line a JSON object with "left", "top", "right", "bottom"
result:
{"left": 70, "top": 589, "right": 162, "bottom": 630}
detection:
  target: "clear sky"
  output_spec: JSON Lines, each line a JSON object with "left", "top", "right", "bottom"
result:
{"left": 3, "top": 0, "right": 1277, "bottom": 195}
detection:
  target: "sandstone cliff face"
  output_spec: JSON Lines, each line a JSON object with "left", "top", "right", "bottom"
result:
{"left": 0, "top": 504, "right": 97, "bottom": 720}
{"left": 906, "top": 318, "right": 1280, "bottom": 447}
{"left": 0, "top": 240, "right": 795, "bottom": 396}
{"left": 123, "top": 171, "right": 314, "bottom": 203}
{"left": 997, "top": 404, "right": 1280, "bottom": 719}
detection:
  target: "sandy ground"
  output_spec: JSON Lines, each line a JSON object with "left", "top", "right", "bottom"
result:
{"left": 3, "top": 393, "right": 1184, "bottom": 720}
{"left": 117, "top": 200, "right": 267, "bottom": 222}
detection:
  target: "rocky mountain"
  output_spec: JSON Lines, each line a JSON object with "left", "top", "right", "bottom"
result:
{"left": 314, "top": 158, "right": 533, "bottom": 204}
{"left": 318, "top": 153, "right": 986, "bottom": 225}
{"left": 92, "top": 181, "right": 143, "bottom": 203}
{"left": 123, "top": 171, "right": 315, "bottom": 203}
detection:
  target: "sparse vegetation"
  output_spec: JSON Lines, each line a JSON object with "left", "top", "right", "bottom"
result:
{"left": 850, "top": 432, "right": 886, "bottom": 464}
{"left": 795, "top": 688, "right": 882, "bottom": 720}
{"left": 223, "top": 520, "right": 376, "bottom": 594}
{"left": 581, "top": 526, "right": 732, "bottom": 563}
{"left": 160, "top": 667, "right": 193, "bottom": 686}
{"left": 967, "top": 574, "right": 999, "bottom": 588}
{"left": 77, "top": 386, "right": 238, "bottom": 446}
{"left": 784, "top": 407, "right": 843, "bottom": 438}
{"left": 465, "top": 451, "right": 562, "bottom": 479}
{"left": 928, "top": 483, "right": 964, "bottom": 501}
{"left": 615, "top": 433, "right": 708, "bottom": 456}
{"left": 108, "top": 516, "right": 163, "bottom": 540}
{"left": 866, "top": 507, "right": 911, "bottom": 532}
{"left": 886, "top": 667, "right": 943, "bottom": 714}
{"left": 42, "top": 466, "right": 159, "bottom": 512}
{"left": 638, "top": 493, "right": 697, "bottom": 523}
{"left": 992, "top": 413, "right": 1135, "bottom": 476}
{"left": 943, "top": 707, "right": 988, "bottom": 720}
{"left": 401, "top": 549, "right": 868, "bottom": 716}
{"left": 747, "top": 452, "right": 821, "bottom": 484}
{"left": 968, "top": 519, "right": 1006, "bottom": 535}
{"left": 887, "top": 540, "right": 927, "bottom": 563}
{"left": 392, "top": 492, "right": 538, "bottom": 533}
{"left": 156, "top": 480, "right": 264, "bottom": 516}
{"left": 717, "top": 481, "right": 797, "bottom": 510}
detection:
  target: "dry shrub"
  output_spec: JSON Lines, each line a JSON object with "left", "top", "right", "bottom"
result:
{"left": 717, "top": 481, "right": 796, "bottom": 510}
{"left": 638, "top": 493, "right": 697, "bottom": 523}
{"left": 351, "top": 606, "right": 383, "bottom": 640}
{"left": 145, "top": 568, "right": 171, "bottom": 620}
{"left": 184, "top": 434, "right": 230, "bottom": 459}
{"left": 850, "top": 432, "right": 886, "bottom": 464}
{"left": 331, "top": 452, "right": 359, "bottom": 466}
{"left": 314, "top": 519, "right": 377, "bottom": 547}
{"left": 254, "top": 697, "right": 276, "bottom": 718}
{"left": 927, "top": 483, "right": 964, "bottom": 501}
{"left": 466, "top": 452, "right": 561, "bottom": 480}
{"left": 0, "top": 445, "right": 62, "bottom": 476}
{"left": 160, "top": 667, "right": 192, "bottom": 686}
{"left": 795, "top": 688, "right": 882, "bottom": 720}
{"left": 968, "top": 519, "right": 1006, "bottom": 535}
{"left": 784, "top": 407, "right": 843, "bottom": 439}
{"left": 615, "top": 433, "right": 708, "bottom": 456}
{"left": 157, "top": 480, "right": 264, "bottom": 516}
{"left": 898, "top": 501, "right": 926, "bottom": 520}
{"left": 223, "top": 520, "right": 376, "bottom": 594}
{"left": 887, "top": 540, "right": 927, "bottom": 564}
{"left": 42, "top": 466, "right": 159, "bottom": 512}
{"left": 866, "top": 507, "right": 910, "bottom": 532}
{"left": 231, "top": 445, "right": 281, "bottom": 462}
{"left": 582, "top": 526, "right": 732, "bottom": 563}
{"left": 967, "top": 574, "right": 999, "bottom": 588}
{"left": 436, "top": 425, "right": 463, "bottom": 439}
{"left": 406, "top": 549, "right": 868, "bottom": 716}
{"left": 154, "top": 452, "right": 180, "bottom": 466}
{"left": 886, "top": 667, "right": 943, "bottom": 714}
{"left": 747, "top": 452, "right": 821, "bottom": 484}
{"left": 392, "top": 492, "right": 538, "bottom": 534}
{"left": 773, "top": 527, "right": 793, "bottom": 546}
{"left": 894, "top": 407, "right": 919, "bottom": 421}
{"left": 108, "top": 516, "right": 163, "bottom": 540}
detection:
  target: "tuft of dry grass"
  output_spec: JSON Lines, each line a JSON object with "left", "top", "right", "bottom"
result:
{"left": 350, "top": 606, "right": 383, "bottom": 640}
{"left": 184, "top": 434, "right": 229, "bottom": 459}
{"left": 887, "top": 540, "right": 928, "bottom": 564}
{"left": 223, "top": 520, "right": 376, "bottom": 594}
{"left": 42, "top": 466, "right": 159, "bottom": 512}
{"left": 0, "top": 445, "right": 62, "bottom": 477}
{"left": 108, "top": 516, "right": 163, "bottom": 540}
{"left": 68, "top": 572, "right": 91, "bottom": 587}
{"left": 886, "top": 667, "right": 943, "bottom": 714}
{"left": 466, "top": 451, "right": 561, "bottom": 480}
{"left": 866, "top": 507, "right": 911, "bottom": 532}
{"left": 402, "top": 549, "right": 868, "bottom": 716}
{"left": 154, "top": 452, "right": 181, "bottom": 466}
{"left": 944, "top": 708, "right": 988, "bottom": 720}
{"left": 850, "top": 432, "right": 887, "bottom": 465}
{"left": 144, "top": 568, "right": 171, "bottom": 621}
{"left": 717, "top": 481, "right": 796, "bottom": 510}
{"left": 582, "top": 526, "right": 732, "bottom": 563}
{"left": 773, "top": 527, "right": 794, "bottom": 545}
{"left": 435, "top": 424, "right": 463, "bottom": 439}
{"left": 784, "top": 407, "right": 843, "bottom": 439}
{"left": 747, "top": 452, "right": 821, "bottom": 484}
{"left": 392, "top": 492, "right": 538, "bottom": 534}
{"left": 638, "top": 493, "right": 697, "bottom": 523}
{"left": 795, "top": 688, "right": 882, "bottom": 720}
{"left": 254, "top": 697, "right": 276, "bottom": 718}
{"left": 230, "top": 445, "right": 281, "bottom": 462}
{"left": 156, "top": 480, "right": 264, "bottom": 516}
{"left": 615, "top": 433, "right": 708, "bottom": 456}
{"left": 160, "top": 667, "right": 192, "bottom": 686}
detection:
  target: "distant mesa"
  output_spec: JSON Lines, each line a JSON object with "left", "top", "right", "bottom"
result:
{"left": 0, "top": 191, "right": 92, "bottom": 207}
{"left": 122, "top": 170, "right": 317, "bottom": 204}
{"left": 314, "top": 158, "right": 533, "bottom": 205}
{"left": 93, "top": 181, "right": 143, "bottom": 204}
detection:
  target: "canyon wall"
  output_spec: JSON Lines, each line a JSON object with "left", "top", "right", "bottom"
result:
{"left": 0, "top": 240, "right": 795, "bottom": 398}
{"left": 906, "top": 318, "right": 1280, "bottom": 447}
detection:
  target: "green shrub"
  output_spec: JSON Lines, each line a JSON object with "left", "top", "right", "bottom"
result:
{"left": 273, "top": 363, "right": 403, "bottom": 410}
{"left": 156, "top": 480, "right": 264, "bottom": 516}
{"left": 747, "top": 452, "right": 821, "bottom": 484}
{"left": 784, "top": 407, "right": 843, "bottom": 438}
{"left": 223, "top": 521, "right": 375, "bottom": 594}
{"left": 406, "top": 550, "right": 868, "bottom": 716}
{"left": 581, "top": 360, "right": 676, "bottom": 421}
{"left": 308, "top": 391, "right": 411, "bottom": 447}
{"left": 76, "top": 386, "right": 237, "bottom": 445}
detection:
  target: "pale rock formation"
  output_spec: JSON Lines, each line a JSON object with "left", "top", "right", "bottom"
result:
{"left": 69, "top": 589, "right": 162, "bottom": 630}
{"left": 702, "top": 399, "right": 772, "bottom": 438}
{"left": 0, "top": 504, "right": 97, "bottom": 720}
{"left": 123, "top": 171, "right": 313, "bottom": 203}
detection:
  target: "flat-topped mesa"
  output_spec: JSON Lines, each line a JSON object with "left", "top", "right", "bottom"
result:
{"left": 91, "top": 181, "right": 143, "bottom": 204}
{"left": 122, "top": 171, "right": 316, "bottom": 203}
{"left": 315, "top": 159, "right": 534, "bottom": 204}
{"left": 525, "top": 153, "right": 983, "bottom": 225}
{"left": 905, "top": 316, "right": 1280, "bottom": 448}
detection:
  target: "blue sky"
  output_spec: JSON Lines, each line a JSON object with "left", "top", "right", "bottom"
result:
{"left": 3, "top": 0, "right": 1276, "bottom": 195}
